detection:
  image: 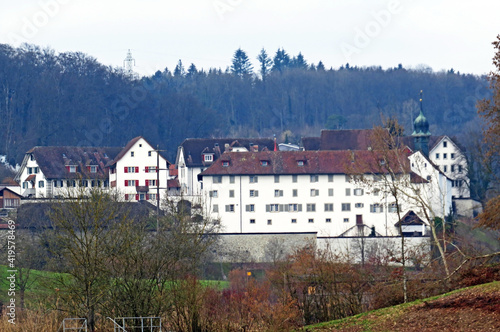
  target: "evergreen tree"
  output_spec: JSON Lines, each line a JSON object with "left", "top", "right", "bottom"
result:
{"left": 257, "top": 48, "right": 272, "bottom": 80}
{"left": 290, "top": 52, "right": 308, "bottom": 69}
{"left": 174, "top": 59, "right": 185, "bottom": 77}
{"left": 187, "top": 63, "right": 198, "bottom": 78}
{"left": 272, "top": 48, "right": 290, "bottom": 73}
{"left": 230, "top": 48, "right": 253, "bottom": 78}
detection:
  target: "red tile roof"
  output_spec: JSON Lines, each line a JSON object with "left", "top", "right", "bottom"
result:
{"left": 200, "top": 150, "right": 411, "bottom": 176}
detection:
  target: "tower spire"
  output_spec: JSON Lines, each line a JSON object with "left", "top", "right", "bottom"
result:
{"left": 123, "top": 49, "right": 136, "bottom": 76}
{"left": 412, "top": 90, "right": 431, "bottom": 156}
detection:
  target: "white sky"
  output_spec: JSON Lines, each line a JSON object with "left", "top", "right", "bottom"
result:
{"left": 1, "top": 0, "right": 499, "bottom": 77}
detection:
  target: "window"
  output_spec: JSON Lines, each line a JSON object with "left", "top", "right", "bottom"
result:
{"left": 249, "top": 175, "right": 258, "bottom": 183}
{"left": 209, "top": 190, "right": 218, "bottom": 198}
{"left": 274, "top": 189, "right": 284, "bottom": 197}
{"left": 308, "top": 218, "right": 314, "bottom": 223}
{"left": 288, "top": 204, "right": 301, "bottom": 212}
{"left": 230, "top": 175, "right": 235, "bottom": 183}
{"left": 345, "top": 175, "right": 350, "bottom": 182}
{"left": 213, "top": 176, "right": 222, "bottom": 183}
{"left": 148, "top": 151, "right": 152, "bottom": 157}
{"left": 292, "top": 189, "right": 298, "bottom": 197}
{"left": 297, "top": 160, "right": 304, "bottom": 166}
{"left": 91, "top": 180, "right": 96, "bottom": 187}
{"left": 249, "top": 190, "right": 259, "bottom": 197}
{"left": 148, "top": 179, "right": 158, "bottom": 186}
{"left": 246, "top": 204, "right": 255, "bottom": 212}
{"left": 328, "top": 188, "right": 334, "bottom": 196}
{"left": 443, "top": 153, "right": 447, "bottom": 159}
{"left": 22, "top": 182, "right": 27, "bottom": 189}
{"left": 373, "top": 189, "right": 380, "bottom": 196}
{"left": 125, "top": 166, "right": 138, "bottom": 173}
{"left": 370, "top": 204, "right": 384, "bottom": 213}
{"left": 426, "top": 175, "right": 431, "bottom": 180}
{"left": 69, "top": 165, "right": 76, "bottom": 173}
{"left": 291, "top": 219, "right": 297, "bottom": 224}
{"left": 443, "top": 141, "right": 447, "bottom": 148}
{"left": 354, "top": 188, "right": 364, "bottom": 196}
{"left": 451, "top": 153, "right": 455, "bottom": 159}
{"left": 345, "top": 188, "right": 351, "bottom": 196}
{"left": 324, "top": 203, "right": 334, "bottom": 212}
{"left": 310, "top": 189, "right": 319, "bottom": 197}
{"left": 343, "top": 218, "right": 349, "bottom": 223}
{"left": 274, "top": 175, "right": 280, "bottom": 183}
{"left": 80, "top": 180, "right": 89, "bottom": 187}
{"left": 261, "top": 160, "right": 269, "bottom": 166}
{"left": 225, "top": 204, "right": 235, "bottom": 212}
{"left": 266, "top": 204, "right": 279, "bottom": 212}
{"left": 388, "top": 203, "right": 399, "bottom": 213}
{"left": 355, "top": 203, "right": 364, "bottom": 208}
{"left": 131, "top": 151, "right": 134, "bottom": 157}
{"left": 341, "top": 203, "right": 351, "bottom": 211}
{"left": 458, "top": 165, "right": 463, "bottom": 172}
{"left": 435, "top": 153, "right": 440, "bottom": 159}
{"left": 27, "top": 167, "right": 33, "bottom": 174}
{"left": 149, "top": 193, "right": 157, "bottom": 200}
{"left": 125, "top": 180, "right": 137, "bottom": 187}
{"left": 204, "top": 154, "right": 213, "bottom": 162}
{"left": 34, "top": 167, "right": 39, "bottom": 174}
{"left": 250, "top": 219, "right": 256, "bottom": 224}
{"left": 38, "top": 181, "right": 44, "bottom": 188}
{"left": 328, "top": 174, "right": 334, "bottom": 182}
{"left": 292, "top": 175, "right": 297, "bottom": 183}
{"left": 443, "top": 165, "right": 447, "bottom": 172}
{"left": 229, "top": 190, "right": 234, "bottom": 198}
{"left": 451, "top": 165, "right": 455, "bottom": 172}
{"left": 306, "top": 203, "right": 316, "bottom": 212}
{"left": 310, "top": 175, "right": 319, "bottom": 183}
{"left": 326, "top": 218, "right": 331, "bottom": 223}
{"left": 222, "top": 161, "right": 230, "bottom": 167}
{"left": 213, "top": 204, "right": 219, "bottom": 213}
{"left": 145, "top": 166, "right": 157, "bottom": 173}
{"left": 90, "top": 165, "right": 97, "bottom": 173}
{"left": 267, "top": 219, "right": 272, "bottom": 225}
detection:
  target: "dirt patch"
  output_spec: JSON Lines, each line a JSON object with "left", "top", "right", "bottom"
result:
{"left": 312, "top": 284, "right": 500, "bottom": 331}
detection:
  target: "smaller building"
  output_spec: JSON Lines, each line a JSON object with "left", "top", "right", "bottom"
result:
{"left": 0, "top": 186, "right": 22, "bottom": 209}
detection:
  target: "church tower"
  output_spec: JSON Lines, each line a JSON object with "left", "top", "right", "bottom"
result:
{"left": 412, "top": 91, "right": 431, "bottom": 157}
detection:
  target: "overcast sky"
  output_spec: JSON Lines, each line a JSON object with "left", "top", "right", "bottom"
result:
{"left": 1, "top": 0, "right": 499, "bottom": 77}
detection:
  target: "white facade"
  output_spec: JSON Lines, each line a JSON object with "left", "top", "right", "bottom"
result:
{"left": 108, "top": 137, "right": 170, "bottom": 203}
{"left": 201, "top": 151, "right": 451, "bottom": 238}
{"left": 429, "top": 136, "right": 469, "bottom": 198}
{"left": 176, "top": 146, "right": 204, "bottom": 196}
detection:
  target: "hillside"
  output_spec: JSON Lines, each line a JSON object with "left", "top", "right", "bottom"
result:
{"left": 306, "top": 281, "right": 500, "bottom": 331}
{"left": 0, "top": 43, "right": 489, "bottom": 164}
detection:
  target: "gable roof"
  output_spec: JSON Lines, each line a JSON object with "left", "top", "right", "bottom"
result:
{"left": 395, "top": 210, "right": 426, "bottom": 227}
{"left": 200, "top": 150, "right": 412, "bottom": 177}
{"left": 106, "top": 136, "right": 170, "bottom": 167}
{"left": 0, "top": 186, "right": 22, "bottom": 198}
{"left": 178, "top": 138, "right": 275, "bottom": 167}
{"left": 26, "top": 146, "right": 122, "bottom": 179}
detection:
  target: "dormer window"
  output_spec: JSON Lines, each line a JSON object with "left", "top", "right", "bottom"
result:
{"left": 297, "top": 160, "right": 305, "bottom": 166}
{"left": 204, "top": 154, "right": 214, "bottom": 162}
{"left": 260, "top": 160, "right": 269, "bottom": 166}
{"left": 222, "top": 161, "right": 230, "bottom": 167}
{"left": 69, "top": 166, "right": 77, "bottom": 173}
{"left": 90, "top": 166, "right": 97, "bottom": 173}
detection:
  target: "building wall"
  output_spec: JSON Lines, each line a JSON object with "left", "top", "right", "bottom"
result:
{"left": 109, "top": 137, "right": 169, "bottom": 203}
{"left": 429, "top": 136, "right": 469, "bottom": 198}
{"left": 204, "top": 173, "right": 418, "bottom": 237}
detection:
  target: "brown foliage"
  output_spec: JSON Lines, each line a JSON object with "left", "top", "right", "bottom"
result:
{"left": 478, "top": 35, "right": 500, "bottom": 231}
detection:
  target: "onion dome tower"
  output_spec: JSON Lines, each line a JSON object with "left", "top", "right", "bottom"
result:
{"left": 412, "top": 90, "right": 431, "bottom": 157}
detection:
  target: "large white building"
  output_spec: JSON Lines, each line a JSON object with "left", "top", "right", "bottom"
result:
{"left": 15, "top": 137, "right": 172, "bottom": 203}
{"left": 200, "top": 150, "right": 451, "bottom": 238}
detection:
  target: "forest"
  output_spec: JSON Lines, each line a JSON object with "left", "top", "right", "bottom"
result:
{"left": 0, "top": 43, "right": 490, "bottom": 164}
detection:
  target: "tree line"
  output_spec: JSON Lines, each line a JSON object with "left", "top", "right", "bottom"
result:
{"left": 0, "top": 43, "right": 489, "bottom": 164}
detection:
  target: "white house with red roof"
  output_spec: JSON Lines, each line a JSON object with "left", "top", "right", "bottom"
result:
{"left": 15, "top": 137, "right": 172, "bottom": 204}
{"left": 200, "top": 150, "right": 450, "bottom": 238}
